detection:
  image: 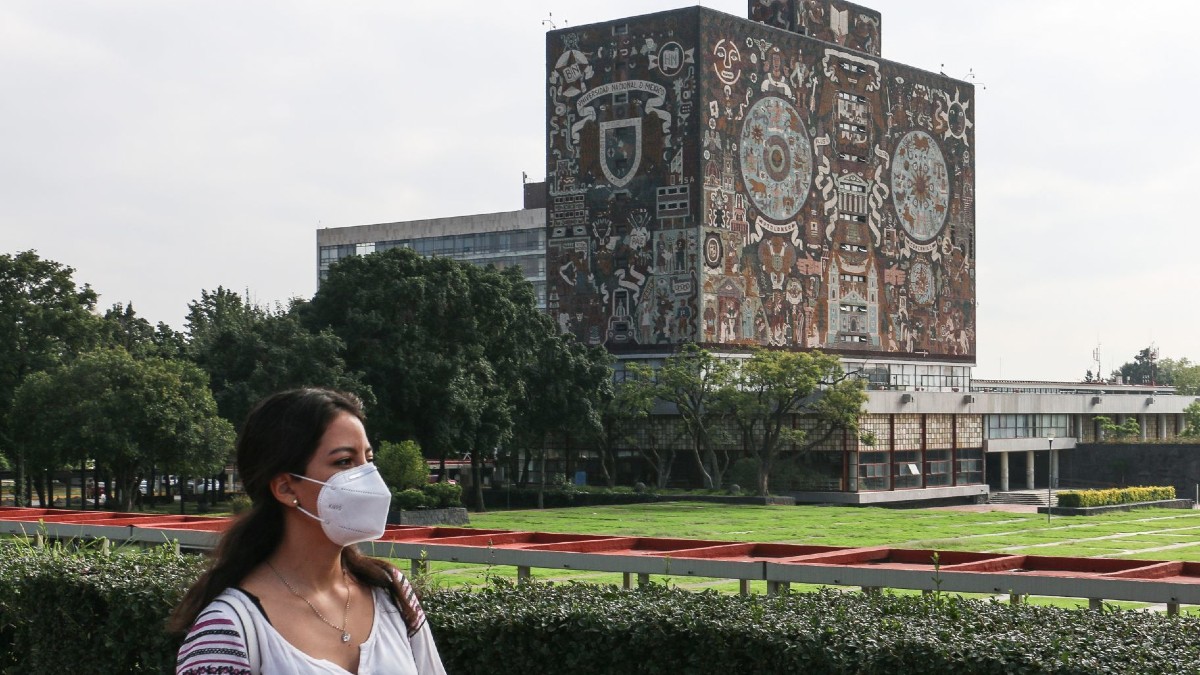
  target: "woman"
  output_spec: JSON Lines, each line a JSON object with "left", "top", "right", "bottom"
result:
{"left": 170, "top": 388, "right": 446, "bottom": 675}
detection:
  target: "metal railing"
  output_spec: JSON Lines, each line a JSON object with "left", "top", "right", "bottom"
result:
{"left": 2, "top": 507, "right": 1197, "bottom": 615}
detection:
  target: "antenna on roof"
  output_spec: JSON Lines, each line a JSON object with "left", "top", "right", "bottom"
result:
{"left": 963, "top": 68, "right": 987, "bottom": 90}
{"left": 542, "top": 13, "right": 557, "bottom": 29}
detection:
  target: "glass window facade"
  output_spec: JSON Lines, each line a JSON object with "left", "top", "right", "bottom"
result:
{"left": 985, "top": 414, "right": 1068, "bottom": 440}
{"left": 847, "top": 362, "right": 972, "bottom": 393}
{"left": 318, "top": 227, "right": 547, "bottom": 308}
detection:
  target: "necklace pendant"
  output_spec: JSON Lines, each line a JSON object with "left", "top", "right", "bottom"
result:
{"left": 342, "top": 631, "right": 350, "bottom": 644}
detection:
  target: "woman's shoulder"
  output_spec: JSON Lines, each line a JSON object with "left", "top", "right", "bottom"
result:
{"left": 175, "top": 592, "right": 255, "bottom": 675}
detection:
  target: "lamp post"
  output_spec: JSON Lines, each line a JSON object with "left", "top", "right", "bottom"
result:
{"left": 1046, "top": 433, "right": 1055, "bottom": 524}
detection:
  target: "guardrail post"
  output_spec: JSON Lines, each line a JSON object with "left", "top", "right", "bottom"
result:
{"left": 517, "top": 566, "right": 531, "bottom": 584}
{"left": 100, "top": 537, "right": 110, "bottom": 556}
{"left": 1009, "top": 593, "right": 1024, "bottom": 605}
{"left": 739, "top": 579, "right": 749, "bottom": 596}
{"left": 35, "top": 533, "right": 44, "bottom": 549}
{"left": 637, "top": 573, "right": 650, "bottom": 587}
{"left": 766, "top": 581, "right": 790, "bottom": 596}
{"left": 1088, "top": 598, "right": 1102, "bottom": 611}
{"left": 861, "top": 586, "right": 881, "bottom": 596}
{"left": 623, "top": 572, "right": 632, "bottom": 590}
{"left": 1167, "top": 602, "right": 1180, "bottom": 616}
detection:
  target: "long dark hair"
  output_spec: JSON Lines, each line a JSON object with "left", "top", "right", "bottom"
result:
{"left": 168, "top": 388, "right": 421, "bottom": 636}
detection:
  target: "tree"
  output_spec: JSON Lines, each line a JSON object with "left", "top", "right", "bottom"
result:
{"left": 713, "top": 349, "right": 868, "bottom": 496}
{"left": 186, "top": 287, "right": 370, "bottom": 428}
{"left": 612, "top": 363, "right": 686, "bottom": 489}
{"left": 375, "top": 440, "right": 429, "bottom": 491}
{"left": 306, "top": 248, "right": 591, "bottom": 511}
{"left": 0, "top": 251, "right": 100, "bottom": 505}
{"left": 1111, "top": 346, "right": 1163, "bottom": 386}
{"left": 1159, "top": 358, "right": 1200, "bottom": 395}
{"left": 10, "top": 349, "right": 233, "bottom": 511}
{"left": 653, "top": 344, "right": 734, "bottom": 489}
{"left": 1094, "top": 415, "right": 1141, "bottom": 442}
{"left": 509, "top": 331, "right": 612, "bottom": 498}
{"left": 100, "top": 302, "right": 185, "bottom": 360}
{"left": 588, "top": 363, "right": 657, "bottom": 488}
{"left": 1181, "top": 401, "right": 1200, "bottom": 438}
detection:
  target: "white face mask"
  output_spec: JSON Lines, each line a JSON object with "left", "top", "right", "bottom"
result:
{"left": 291, "top": 463, "right": 391, "bottom": 546}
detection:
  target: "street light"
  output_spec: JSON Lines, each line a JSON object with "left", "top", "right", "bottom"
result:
{"left": 1046, "top": 432, "right": 1056, "bottom": 524}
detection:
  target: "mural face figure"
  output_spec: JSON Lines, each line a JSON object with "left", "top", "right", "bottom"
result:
{"left": 713, "top": 39, "right": 742, "bottom": 85}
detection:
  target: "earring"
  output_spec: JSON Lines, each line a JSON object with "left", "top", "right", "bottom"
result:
{"left": 292, "top": 498, "right": 299, "bottom": 507}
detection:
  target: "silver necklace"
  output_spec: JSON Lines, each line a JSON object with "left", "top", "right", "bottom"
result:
{"left": 268, "top": 561, "right": 353, "bottom": 644}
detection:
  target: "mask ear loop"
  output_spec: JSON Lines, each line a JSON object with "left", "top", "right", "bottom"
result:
{"left": 288, "top": 473, "right": 327, "bottom": 524}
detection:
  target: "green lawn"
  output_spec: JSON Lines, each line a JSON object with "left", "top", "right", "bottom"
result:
{"left": 391, "top": 503, "right": 1200, "bottom": 611}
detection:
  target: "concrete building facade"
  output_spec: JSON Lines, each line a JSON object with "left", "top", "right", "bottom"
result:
{"left": 546, "top": 1, "right": 974, "bottom": 366}
{"left": 316, "top": 189, "right": 548, "bottom": 308}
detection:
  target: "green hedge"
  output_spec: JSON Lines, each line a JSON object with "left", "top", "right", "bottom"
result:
{"left": 1056, "top": 485, "right": 1176, "bottom": 508}
{"left": 429, "top": 582, "right": 1200, "bottom": 675}
{"left": 3, "top": 543, "right": 1200, "bottom": 674}
{"left": 0, "top": 540, "right": 205, "bottom": 674}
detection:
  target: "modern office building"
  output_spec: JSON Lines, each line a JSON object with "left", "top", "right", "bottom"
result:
{"left": 316, "top": 182, "right": 548, "bottom": 307}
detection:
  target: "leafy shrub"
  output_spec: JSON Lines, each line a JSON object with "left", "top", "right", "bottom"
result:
{"left": 376, "top": 439, "right": 429, "bottom": 490}
{"left": 1057, "top": 485, "right": 1176, "bottom": 508}
{"left": 229, "top": 494, "right": 252, "bottom": 514}
{"left": 728, "top": 457, "right": 758, "bottom": 490}
{"left": 480, "top": 486, "right": 659, "bottom": 508}
{"left": 423, "top": 481, "right": 463, "bottom": 508}
{"left": 3, "top": 545, "right": 1200, "bottom": 673}
{"left": 427, "top": 582, "right": 1200, "bottom": 675}
{"left": 0, "top": 540, "right": 205, "bottom": 674}
{"left": 393, "top": 487, "right": 432, "bottom": 510}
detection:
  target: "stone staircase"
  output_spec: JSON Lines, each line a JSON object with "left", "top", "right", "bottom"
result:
{"left": 989, "top": 489, "right": 1057, "bottom": 507}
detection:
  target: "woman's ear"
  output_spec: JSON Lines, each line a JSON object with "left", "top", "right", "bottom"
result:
{"left": 270, "top": 473, "right": 299, "bottom": 507}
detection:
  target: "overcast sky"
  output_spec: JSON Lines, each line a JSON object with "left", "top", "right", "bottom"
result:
{"left": 3, "top": 1, "right": 1197, "bottom": 382}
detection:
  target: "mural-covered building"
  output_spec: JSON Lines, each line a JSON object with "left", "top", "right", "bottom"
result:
{"left": 546, "top": 0, "right": 974, "bottom": 388}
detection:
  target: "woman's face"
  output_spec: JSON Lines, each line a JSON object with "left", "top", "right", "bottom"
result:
{"left": 297, "top": 411, "right": 374, "bottom": 487}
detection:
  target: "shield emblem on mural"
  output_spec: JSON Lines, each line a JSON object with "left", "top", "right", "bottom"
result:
{"left": 599, "top": 118, "right": 642, "bottom": 188}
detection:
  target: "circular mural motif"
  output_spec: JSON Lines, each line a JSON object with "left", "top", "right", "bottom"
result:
{"left": 908, "top": 260, "right": 935, "bottom": 306}
{"left": 890, "top": 130, "right": 950, "bottom": 242}
{"left": 704, "top": 233, "right": 722, "bottom": 269}
{"left": 739, "top": 96, "right": 813, "bottom": 222}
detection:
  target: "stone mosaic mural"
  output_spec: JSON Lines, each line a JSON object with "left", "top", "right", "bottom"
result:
{"left": 547, "top": 4, "right": 974, "bottom": 360}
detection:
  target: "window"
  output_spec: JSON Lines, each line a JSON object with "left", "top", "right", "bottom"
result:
{"left": 926, "top": 450, "right": 951, "bottom": 487}
{"left": 955, "top": 448, "right": 983, "bottom": 485}
{"left": 858, "top": 450, "right": 890, "bottom": 491}
{"left": 894, "top": 450, "right": 922, "bottom": 489}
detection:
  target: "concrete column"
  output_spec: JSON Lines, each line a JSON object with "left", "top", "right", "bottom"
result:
{"left": 1159, "top": 414, "right": 1168, "bottom": 440}
{"left": 1075, "top": 414, "right": 1086, "bottom": 441}
{"left": 1025, "top": 450, "right": 1036, "bottom": 490}
{"left": 1000, "top": 452, "right": 1010, "bottom": 492}
{"left": 1050, "top": 449, "right": 1059, "bottom": 489}
{"left": 1139, "top": 414, "right": 1148, "bottom": 441}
